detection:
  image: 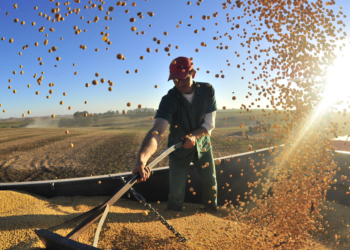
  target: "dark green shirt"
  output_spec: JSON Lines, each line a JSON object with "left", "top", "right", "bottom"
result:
{"left": 154, "top": 81, "right": 217, "bottom": 163}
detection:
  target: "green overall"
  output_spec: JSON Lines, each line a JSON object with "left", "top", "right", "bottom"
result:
{"left": 154, "top": 81, "right": 218, "bottom": 211}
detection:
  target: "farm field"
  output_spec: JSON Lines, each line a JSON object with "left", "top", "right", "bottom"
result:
{"left": 1, "top": 108, "right": 348, "bottom": 183}
{"left": 0, "top": 110, "right": 286, "bottom": 183}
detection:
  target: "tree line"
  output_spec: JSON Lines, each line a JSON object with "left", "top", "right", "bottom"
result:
{"left": 58, "top": 108, "right": 156, "bottom": 127}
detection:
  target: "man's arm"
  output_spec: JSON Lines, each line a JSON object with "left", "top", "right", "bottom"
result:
{"left": 190, "top": 126, "right": 210, "bottom": 140}
{"left": 181, "top": 126, "right": 209, "bottom": 149}
{"left": 137, "top": 118, "right": 168, "bottom": 164}
{"left": 181, "top": 112, "right": 216, "bottom": 149}
{"left": 200, "top": 111, "right": 216, "bottom": 136}
{"left": 132, "top": 118, "right": 169, "bottom": 182}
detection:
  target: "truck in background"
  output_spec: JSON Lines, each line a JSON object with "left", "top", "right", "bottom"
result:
{"left": 248, "top": 120, "right": 271, "bottom": 131}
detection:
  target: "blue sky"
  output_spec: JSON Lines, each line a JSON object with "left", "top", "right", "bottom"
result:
{"left": 0, "top": 0, "right": 349, "bottom": 119}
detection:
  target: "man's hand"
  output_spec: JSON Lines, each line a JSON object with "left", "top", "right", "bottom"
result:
{"left": 180, "top": 135, "right": 196, "bottom": 149}
{"left": 132, "top": 160, "right": 151, "bottom": 183}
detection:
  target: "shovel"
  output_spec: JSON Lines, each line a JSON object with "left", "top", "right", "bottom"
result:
{"left": 35, "top": 141, "right": 184, "bottom": 250}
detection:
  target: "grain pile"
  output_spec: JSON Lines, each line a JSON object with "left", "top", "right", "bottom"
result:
{"left": 0, "top": 190, "right": 337, "bottom": 250}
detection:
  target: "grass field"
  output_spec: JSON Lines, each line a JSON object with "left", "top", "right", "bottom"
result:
{"left": 1, "top": 108, "right": 347, "bottom": 182}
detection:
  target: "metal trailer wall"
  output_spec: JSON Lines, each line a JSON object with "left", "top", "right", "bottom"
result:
{"left": 0, "top": 148, "right": 349, "bottom": 206}
{"left": 325, "top": 151, "right": 350, "bottom": 206}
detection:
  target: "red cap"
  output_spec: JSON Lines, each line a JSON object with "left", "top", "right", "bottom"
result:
{"left": 168, "top": 57, "right": 193, "bottom": 81}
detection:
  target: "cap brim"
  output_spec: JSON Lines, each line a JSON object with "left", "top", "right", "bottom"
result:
{"left": 168, "top": 70, "right": 189, "bottom": 81}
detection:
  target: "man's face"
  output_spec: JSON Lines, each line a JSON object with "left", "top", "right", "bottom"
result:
{"left": 173, "top": 73, "right": 194, "bottom": 94}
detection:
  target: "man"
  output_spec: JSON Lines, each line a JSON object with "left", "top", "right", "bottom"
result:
{"left": 132, "top": 56, "right": 218, "bottom": 211}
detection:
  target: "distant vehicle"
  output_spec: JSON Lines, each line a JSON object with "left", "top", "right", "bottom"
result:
{"left": 249, "top": 120, "right": 271, "bottom": 131}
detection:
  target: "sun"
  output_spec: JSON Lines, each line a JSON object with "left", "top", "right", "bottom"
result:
{"left": 317, "top": 44, "right": 350, "bottom": 112}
